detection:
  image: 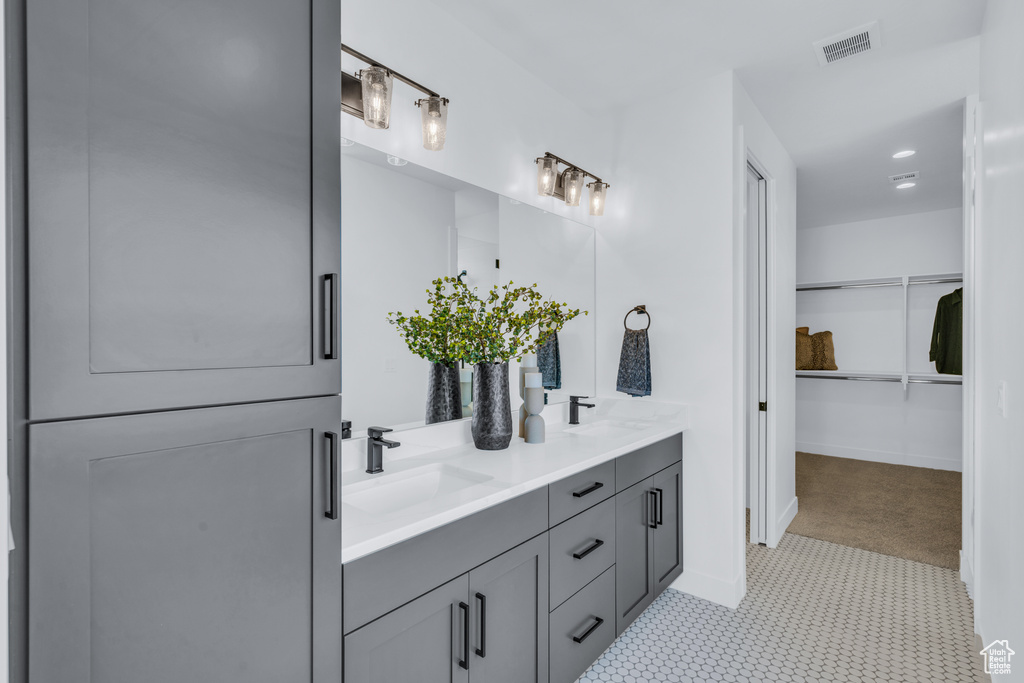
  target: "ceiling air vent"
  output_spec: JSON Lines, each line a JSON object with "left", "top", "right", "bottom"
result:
{"left": 813, "top": 22, "right": 881, "bottom": 66}
{"left": 889, "top": 171, "right": 920, "bottom": 184}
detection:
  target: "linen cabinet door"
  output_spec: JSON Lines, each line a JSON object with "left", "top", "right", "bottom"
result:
{"left": 653, "top": 462, "right": 684, "bottom": 593}
{"left": 468, "top": 534, "right": 549, "bottom": 683}
{"left": 28, "top": 397, "right": 343, "bottom": 683}
{"left": 615, "top": 477, "right": 656, "bottom": 634}
{"left": 25, "top": 0, "right": 340, "bottom": 420}
{"left": 345, "top": 575, "right": 471, "bottom": 683}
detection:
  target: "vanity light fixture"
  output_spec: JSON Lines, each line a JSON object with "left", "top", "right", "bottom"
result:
{"left": 341, "top": 43, "right": 451, "bottom": 150}
{"left": 534, "top": 152, "right": 610, "bottom": 215}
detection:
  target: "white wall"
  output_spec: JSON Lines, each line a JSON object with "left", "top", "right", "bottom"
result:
{"left": 974, "top": 0, "right": 1024, "bottom": 666}
{"left": 734, "top": 79, "right": 798, "bottom": 549}
{"left": 340, "top": 156, "right": 454, "bottom": 431}
{"left": 795, "top": 209, "right": 964, "bottom": 471}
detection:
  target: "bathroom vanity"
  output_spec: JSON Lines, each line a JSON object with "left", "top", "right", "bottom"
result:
{"left": 339, "top": 400, "right": 688, "bottom": 683}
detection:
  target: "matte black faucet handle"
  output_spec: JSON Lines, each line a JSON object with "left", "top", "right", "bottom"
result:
{"left": 367, "top": 426, "right": 393, "bottom": 439}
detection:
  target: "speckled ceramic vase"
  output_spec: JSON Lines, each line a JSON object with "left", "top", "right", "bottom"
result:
{"left": 425, "top": 362, "right": 463, "bottom": 425}
{"left": 472, "top": 362, "right": 513, "bottom": 450}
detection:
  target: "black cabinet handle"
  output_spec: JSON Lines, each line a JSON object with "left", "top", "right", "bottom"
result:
{"left": 572, "top": 538, "right": 605, "bottom": 560}
{"left": 572, "top": 481, "right": 604, "bottom": 498}
{"left": 647, "top": 490, "right": 657, "bottom": 529}
{"left": 322, "top": 273, "right": 339, "bottom": 360}
{"left": 458, "top": 602, "right": 470, "bottom": 670}
{"left": 474, "top": 592, "right": 486, "bottom": 658}
{"left": 655, "top": 487, "right": 664, "bottom": 527}
{"left": 572, "top": 616, "right": 605, "bottom": 644}
{"left": 324, "top": 432, "right": 338, "bottom": 520}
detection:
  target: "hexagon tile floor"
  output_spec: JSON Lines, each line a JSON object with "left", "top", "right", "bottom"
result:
{"left": 579, "top": 533, "right": 987, "bottom": 682}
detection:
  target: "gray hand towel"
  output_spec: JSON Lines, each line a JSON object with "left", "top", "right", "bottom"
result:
{"left": 537, "top": 332, "right": 561, "bottom": 390}
{"left": 616, "top": 328, "right": 651, "bottom": 397}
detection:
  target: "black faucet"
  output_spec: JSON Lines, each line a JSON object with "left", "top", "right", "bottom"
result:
{"left": 366, "top": 426, "right": 400, "bottom": 474}
{"left": 341, "top": 420, "right": 352, "bottom": 440}
{"left": 569, "top": 396, "right": 595, "bottom": 425}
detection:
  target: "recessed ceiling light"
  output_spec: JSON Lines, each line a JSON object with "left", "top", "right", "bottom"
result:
{"left": 896, "top": 182, "right": 916, "bottom": 189}
{"left": 892, "top": 150, "right": 916, "bottom": 159}
{"left": 386, "top": 154, "right": 408, "bottom": 167}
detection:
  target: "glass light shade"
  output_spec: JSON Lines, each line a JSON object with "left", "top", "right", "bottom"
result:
{"left": 563, "top": 168, "right": 585, "bottom": 207}
{"left": 417, "top": 96, "right": 449, "bottom": 151}
{"left": 536, "top": 157, "right": 558, "bottom": 196}
{"left": 588, "top": 181, "right": 609, "bottom": 216}
{"left": 359, "top": 67, "right": 393, "bottom": 129}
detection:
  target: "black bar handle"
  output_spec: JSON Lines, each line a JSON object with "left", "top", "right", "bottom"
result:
{"left": 458, "top": 602, "right": 470, "bottom": 670}
{"left": 572, "top": 616, "right": 605, "bottom": 644}
{"left": 655, "top": 487, "right": 664, "bottom": 527}
{"left": 572, "top": 538, "right": 605, "bottom": 560}
{"left": 474, "top": 592, "right": 486, "bottom": 658}
{"left": 322, "top": 273, "right": 339, "bottom": 360}
{"left": 572, "top": 481, "right": 604, "bottom": 498}
{"left": 647, "top": 490, "right": 657, "bottom": 529}
{"left": 325, "top": 432, "right": 338, "bottom": 520}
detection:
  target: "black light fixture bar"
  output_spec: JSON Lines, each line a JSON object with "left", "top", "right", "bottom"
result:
{"left": 341, "top": 43, "right": 440, "bottom": 120}
{"left": 542, "top": 152, "right": 603, "bottom": 184}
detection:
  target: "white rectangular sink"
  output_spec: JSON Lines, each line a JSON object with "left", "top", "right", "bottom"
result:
{"left": 343, "top": 463, "right": 496, "bottom": 517}
{"left": 563, "top": 419, "right": 649, "bottom": 440}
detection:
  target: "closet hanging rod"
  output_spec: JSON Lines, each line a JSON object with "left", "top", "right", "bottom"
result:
{"left": 796, "top": 276, "right": 963, "bottom": 292}
{"left": 796, "top": 372, "right": 962, "bottom": 385}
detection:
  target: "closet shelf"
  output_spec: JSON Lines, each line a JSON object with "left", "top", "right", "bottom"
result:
{"left": 796, "top": 272, "right": 963, "bottom": 292}
{"left": 796, "top": 370, "right": 962, "bottom": 385}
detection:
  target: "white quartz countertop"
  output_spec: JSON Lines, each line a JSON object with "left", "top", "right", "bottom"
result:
{"left": 340, "top": 398, "right": 689, "bottom": 564}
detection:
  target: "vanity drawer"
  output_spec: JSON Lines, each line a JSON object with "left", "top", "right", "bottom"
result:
{"left": 549, "top": 566, "right": 616, "bottom": 683}
{"left": 549, "top": 459, "right": 615, "bottom": 526}
{"left": 616, "top": 433, "right": 682, "bottom": 492}
{"left": 549, "top": 497, "right": 615, "bottom": 609}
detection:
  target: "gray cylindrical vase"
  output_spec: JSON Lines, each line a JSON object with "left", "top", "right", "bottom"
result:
{"left": 524, "top": 385, "right": 545, "bottom": 444}
{"left": 472, "top": 362, "right": 513, "bottom": 450}
{"left": 425, "top": 362, "right": 463, "bottom": 425}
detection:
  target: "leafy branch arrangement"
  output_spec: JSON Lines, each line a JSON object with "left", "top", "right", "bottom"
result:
{"left": 386, "top": 276, "right": 471, "bottom": 366}
{"left": 387, "top": 277, "right": 587, "bottom": 366}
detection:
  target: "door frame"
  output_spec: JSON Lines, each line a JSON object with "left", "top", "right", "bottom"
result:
{"left": 743, "top": 151, "right": 779, "bottom": 549}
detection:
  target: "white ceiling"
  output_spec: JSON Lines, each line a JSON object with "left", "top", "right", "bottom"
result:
{"left": 429, "top": 0, "right": 986, "bottom": 227}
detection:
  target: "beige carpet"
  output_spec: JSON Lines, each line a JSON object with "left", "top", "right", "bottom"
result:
{"left": 786, "top": 452, "right": 961, "bottom": 570}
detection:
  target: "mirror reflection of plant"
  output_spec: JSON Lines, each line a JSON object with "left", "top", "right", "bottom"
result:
{"left": 387, "top": 276, "right": 469, "bottom": 366}
{"left": 460, "top": 281, "right": 586, "bottom": 365}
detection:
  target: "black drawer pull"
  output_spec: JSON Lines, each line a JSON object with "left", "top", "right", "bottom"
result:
{"left": 572, "top": 616, "right": 605, "bottom": 644}
{"left": 322, "top": 273, "right": 339, "bottom": 360}
{"left": 572, "top": 481, "right": 604, "bottom": 498}
{"left": 647, "top": 490, "right": 657, "bottom": 529}
{"left": 324, "top": 432, "right": 338, "bottom": 520}
{"left": 458, "top": 602, "right": 470, "bottom": 670}
{"left": 655, "top": 487, "right": 664, "bottom": 527}
{"left": 572, "top": 538, "right": 605, "bottom": 560}
{"left": 474, "top": 592, "right": 486, "bottom": 658}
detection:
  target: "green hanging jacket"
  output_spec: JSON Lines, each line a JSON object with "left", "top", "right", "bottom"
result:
{"left": 929, "top": 288, "right": 962, "bottom": 375}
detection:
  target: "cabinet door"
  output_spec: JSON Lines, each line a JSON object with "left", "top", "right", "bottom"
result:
{"left": 653, "top": 462, "right": 684, "bottom": 593}
{"left": 26, "top": 0, "right": 340, "bottom": 420}
{"left": 615, "top": 477, "right": 656, "bottom": 634}
{"left": 28, "top": 397, "right": 342, "bottom": 683}
{"left": 468, "top": 535, "right": 549, "bottom": 683}
{"left": 345, "top": 575, "right": 471, "bottom": 683}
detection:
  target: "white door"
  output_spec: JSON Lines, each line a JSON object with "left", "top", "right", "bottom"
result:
{"left": 746, "top": 163, "right": 769, "bottom": 545}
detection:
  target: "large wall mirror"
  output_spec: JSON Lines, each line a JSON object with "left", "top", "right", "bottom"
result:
{"left": 341, "top": 142, "right": 596, "bottom": 433}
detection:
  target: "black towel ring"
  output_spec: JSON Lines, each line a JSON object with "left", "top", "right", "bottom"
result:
{"left": 624, "top": 305, "right": 651, "bottom": 331}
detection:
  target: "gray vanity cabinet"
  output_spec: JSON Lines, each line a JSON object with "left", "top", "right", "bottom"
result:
{"left": 344, "top": 576, "right": 471, "bottom": 683}
{"left": 25, "top": 0, "right": 340, "bottom": 420}
{"left": 345, "top": 535, "right": 549, "bottom": 683}
{"left": 614, "top": 462, "right": 684, "bottom": 634}
{"left": 27, "top": 397, "right": 343, "bottom": 683}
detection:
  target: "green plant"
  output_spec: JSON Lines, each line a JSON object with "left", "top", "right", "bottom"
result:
{"left": 387, "top": 277, "right": 587, "bottom": 366}
{"left": 387, "top": 276, "right": 470, "bottom": 366}
{"left": 459, "top": 281, "right": 586, "bottom": 365}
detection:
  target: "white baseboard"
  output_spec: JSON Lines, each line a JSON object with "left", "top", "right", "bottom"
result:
{"left": 770, "top": 496, "right": 798, "bottom": 547}
{"left": 796, "top": 441, "right": 962, "bottom": 472}
{"left": 960, "top": 550, "right": 975, "bottom": 600}
{"left": 670, "top": 570, "right": 744, "bottom": 609}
